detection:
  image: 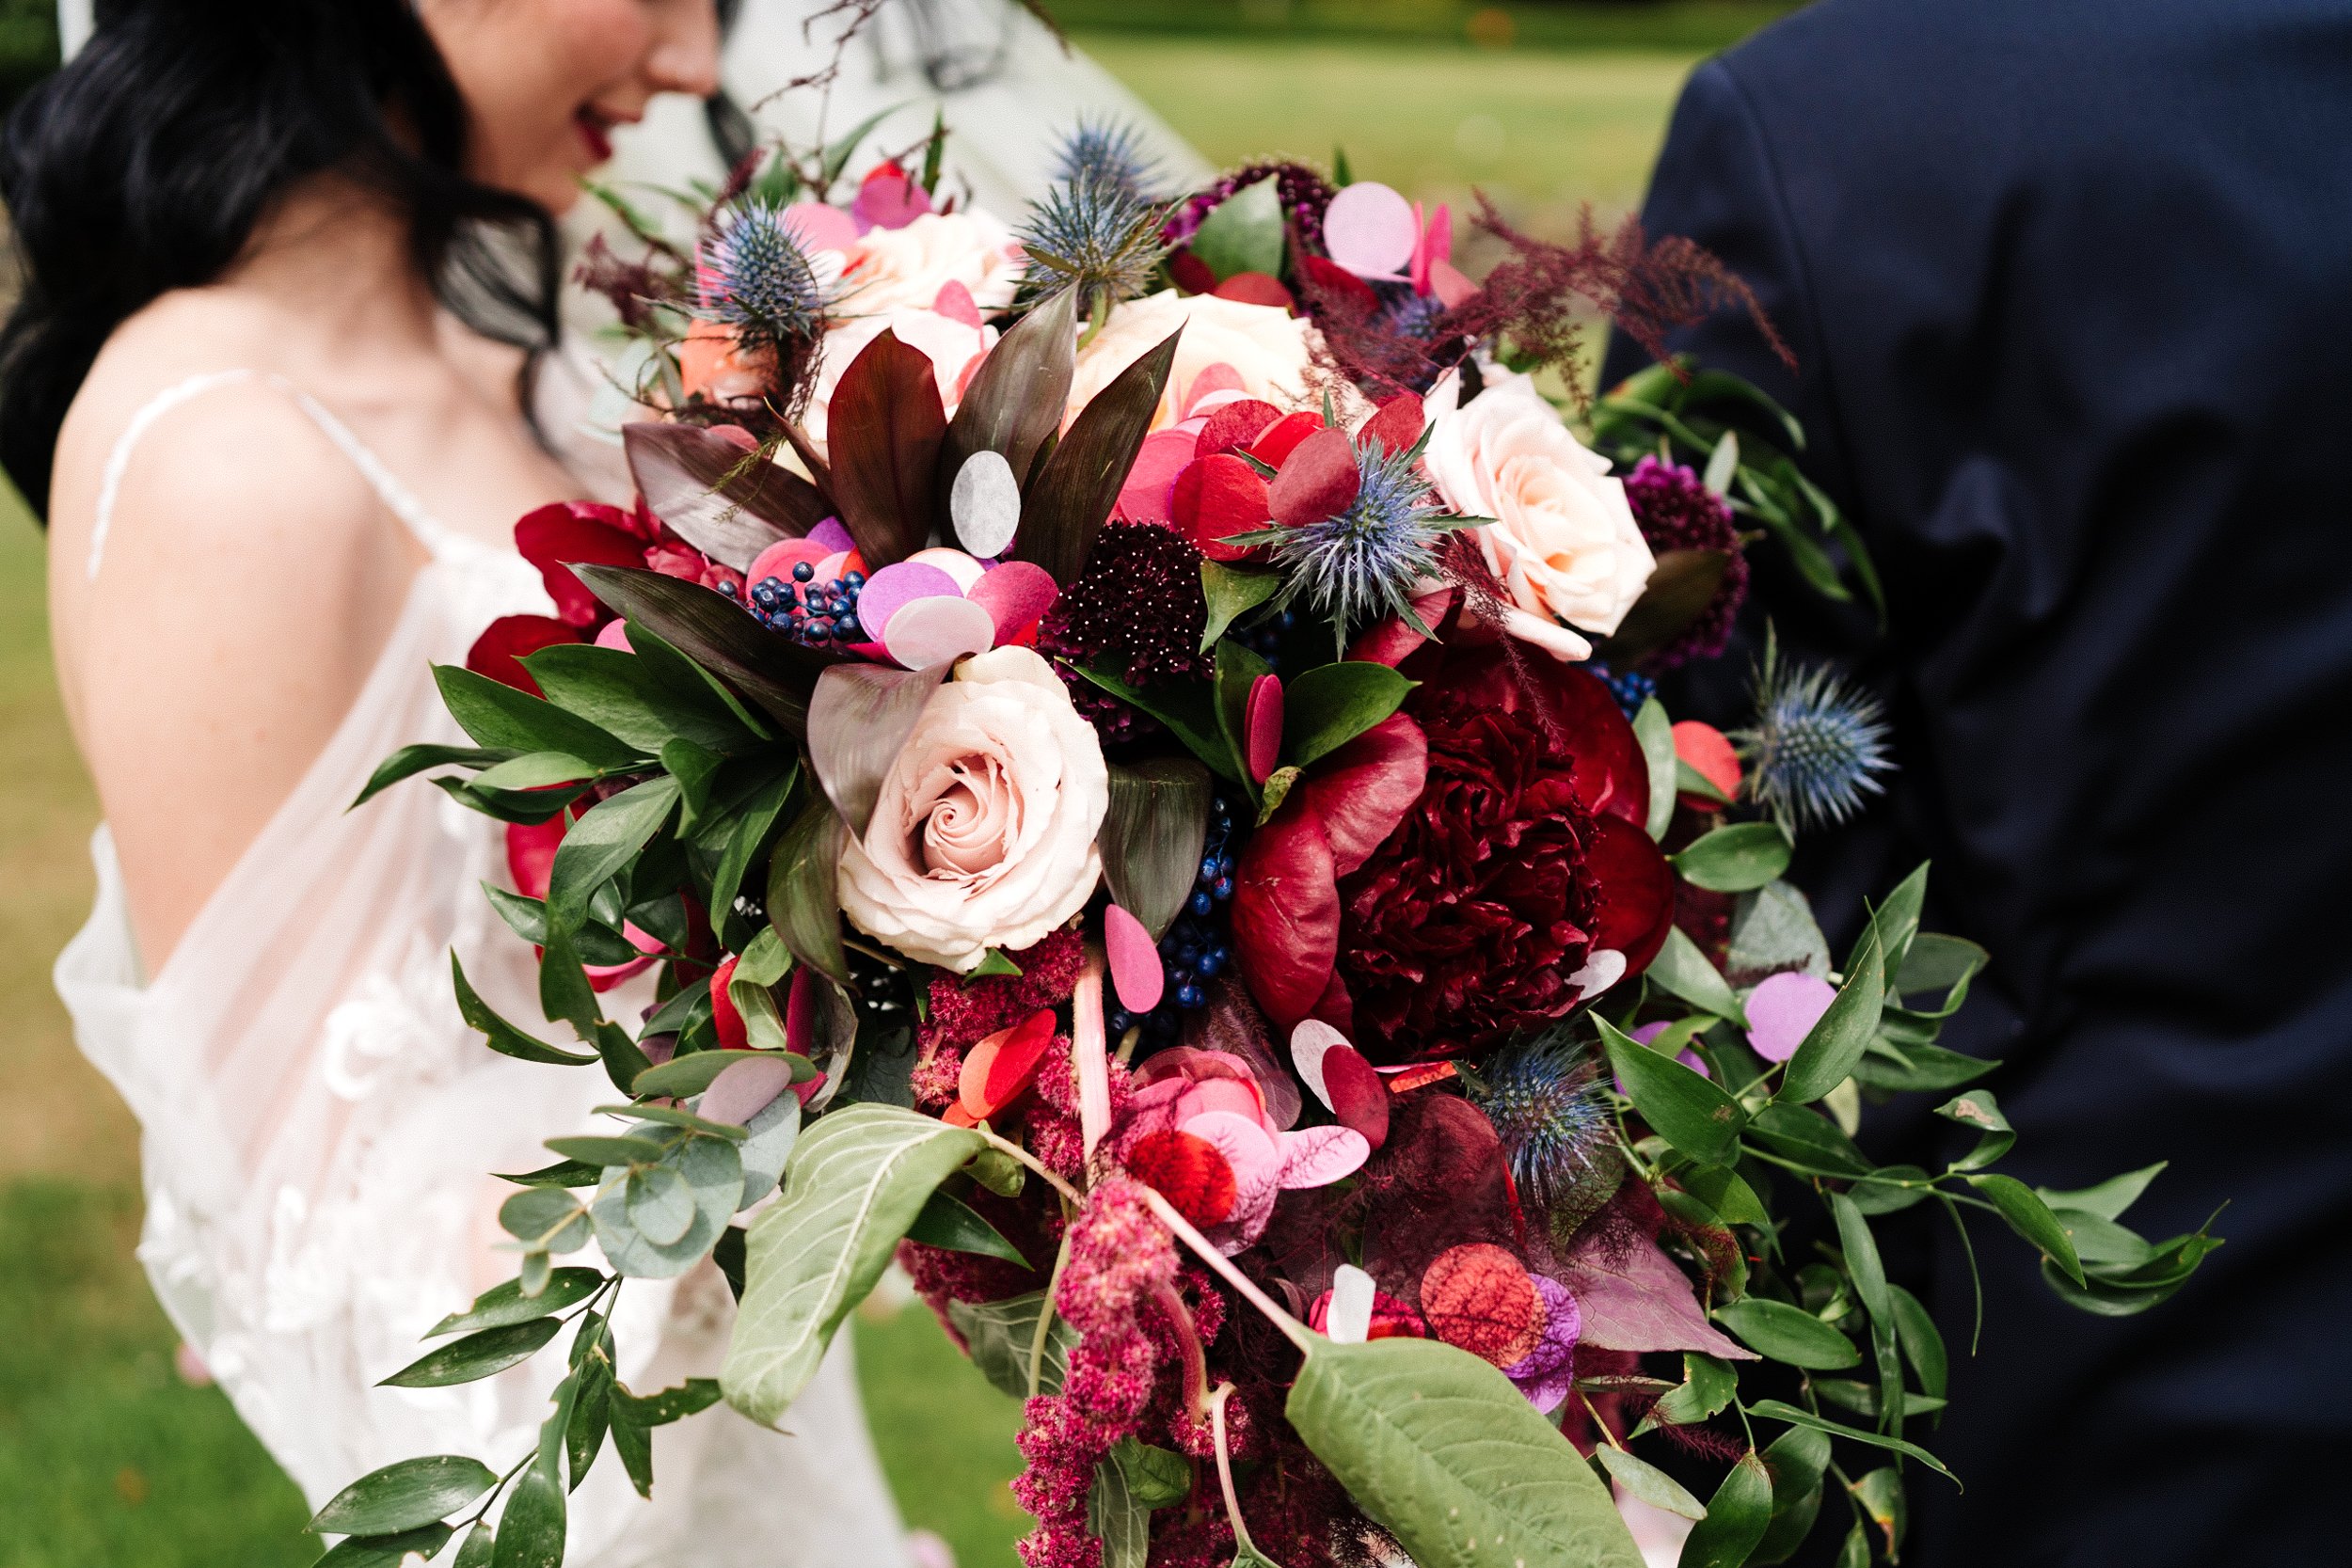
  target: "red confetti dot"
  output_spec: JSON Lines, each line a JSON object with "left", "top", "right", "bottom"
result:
{"left": 1421, "top": 1243, "right": 1542, "bottom": 1368}
{"left": 1126, "top": 1129, "right": 1238, "bottom": 1227}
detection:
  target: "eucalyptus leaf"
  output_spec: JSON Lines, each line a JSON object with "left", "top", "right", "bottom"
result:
{"left": 723, "top": 1106, "right": 987, "bottom": 1424}
{"left": 499, "top": 1188, "right": 592, "bottom": 1254}
{"left": 1677, "top": 1450, "right": 1772, "bottom": 1568}
{"left": 1673, "top": 822, "right": 1793, "bottom": 894}
{"left": 430, "top": 1270, "right": 604, "bottom": 1338}
{"left": 380, "top": 1319, "right": 562, "bottom": 1388}
{"left": 732, "top": 1088, "right": 803, "bottom": 1211}
{"left": 1285, "top": 1335, "right": 1645, "bottom": 1568}
{"left": 592, "top": 1135, "right": 742, "bottom": 1278}
{"left": 1634, "top": 699, "right": 1677, "bottom": 841}
{"left": 627, "top": 1165, "right": 696, "bottom": 1245}
{"left": 1601, "top": 1016, "right": 1748, "bottom": 1168}
{"left": 1646, "top": 926, "right": 1748, "bottom": 1024}
{"left": 1101, "top": 758, "right": 1214, "bottom": 941}
{"left": 602, "top": 1101, "right": 751, "bottom": 1139}
{"left": 310, "top": 1455, "right": 497, "bottom": 1537}
{"left": 946, "top": 1291, "right": 1080, "bottom": 1400}
{"left": 1710, "top": 1299, "right": 1860, "bottom": 1370}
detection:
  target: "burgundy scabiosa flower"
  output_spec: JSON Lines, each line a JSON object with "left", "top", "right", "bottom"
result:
{"left": 1037, "top": 521, "right": 1210, "bottom": 742}
{"left": 1623, "top": 455, "right": 1747, "bottom": 670}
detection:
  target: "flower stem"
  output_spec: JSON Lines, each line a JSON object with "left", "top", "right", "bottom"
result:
{"left": 1153, "top": 1279, "right": 1211, "bottom": 1425}
{"left": 972, "top": 1124, "right": 1085, "bottom": 1208}
{"left": 1028, "top": 1231, "right": 1073, "bottom": 1402}
{"left": 1139, "top": 1188, "right": 1313, "bottom": 1354}
{"left": 1208, "top": 1383, "right": 1259, "bottom": 1559}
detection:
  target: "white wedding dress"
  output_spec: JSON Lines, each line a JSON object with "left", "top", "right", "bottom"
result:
{"left": 53, "top": 370, "right": 910, "bottom": 1568}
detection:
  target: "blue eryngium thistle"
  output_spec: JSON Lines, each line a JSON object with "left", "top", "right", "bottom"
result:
{"left": 1474, "top": 1032, "right": 1614, "bottom": 1209}
{"left": 1050, "top": 116, "right": 1159, "bottom": 202}
{"left": 699, "top": 201, "right": 834, "bottom": 348}
{"left": 1267, "top": 435, "right": 1457, "bottom": 635}
{"left": 1735, "top": 632, "right": 1895, "bottom": 832}
{"left": 1016, "top": 171, "right": 1169, "bottom": 325}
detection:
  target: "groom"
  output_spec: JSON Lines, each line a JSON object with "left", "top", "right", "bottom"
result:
{"left": 1604, "top": 0, "right": 2352, "bottom": 1561}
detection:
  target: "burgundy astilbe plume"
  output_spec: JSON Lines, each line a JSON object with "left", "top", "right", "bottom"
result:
{"left": 1448, "top": 198, "right": 1794, "bottom": 406}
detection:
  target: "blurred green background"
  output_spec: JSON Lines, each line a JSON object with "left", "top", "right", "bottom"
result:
{"left": 0, "top": 4, "right": 1795, "bottom": 1564}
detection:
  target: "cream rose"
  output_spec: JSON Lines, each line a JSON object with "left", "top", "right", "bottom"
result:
{"left": 1066, "top": 289, "right": 1318, "bottom": 431}
{"left": 1422, "top": 369, "right": 1655, "bottom": 660}
{"left": 836, "top": 211, "right": 1023, "bottom": 319}
{"left": 836, "top": 646, "right": 1108, "bottom": 973}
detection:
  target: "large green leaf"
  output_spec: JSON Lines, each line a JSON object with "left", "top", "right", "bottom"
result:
{"left": 767, "top": 792, "right": 851, "bottom": 986}
{"left": 1645, "top": 927, "right": 1748, "bottom": 1024}
{"left": 827, "top": 329, "right": 947, "bottom": 568}
{"left": 1019, "top": 327, "right": 1182, "bottom": 586}
{"left": 524, "top": 641, "right": 754, "bottom": 756}
{"left": 1281, "top": 661, "right": 1414, "bottom": 769}
{"left": 723, "top": 1106, "right": 986, "bottom": 1424}
{"left": 1601, "top": 1017, "right": 1747, "bottom": 1168}
{"left": 1710, "top": 1299, "right": 1860, "bottom": 1370}
{"left": 1593, "top": 1447, "right": 1704, "bottom": 1520}
{"left": 939, "top": 285, "right": 1076, "bottom": 508}
{"left": 905, "top": 1189, "right": 1027, "bottom": 1263}
{"left": 1287, "top": 1335, "right": 1643, "bottom": 1568}
{"left": 1673, "top": 822, "right": 1791, "bottom": 894}
{"left": 1101, "top": 758, "right": 1214, "bottom": 940}
{"left": 945, "top": 1291, "right": 1080, "bottom": 1400}
{"left": 1633, "top": 699, "right": 1677, "bottom": 841}
{"left": 1089, "top": 1456, "right": 1153, "bottom": 1568}
{"left": 1676, "top": 1451, "right": 1772, "bottom": 1568}
{"left": 310, "top": 1455, "right": 497, "bottom": 1537}
{"left": 546, "top": 776, "right": 680, "bottom": 930}
{"left": 1776, "top": 929, "right": 1885, "bottom": 1104}
{"left": 434, "top": 666, "right": 644, "bottom": 770}
{"left": 572, "top": 563, "right": 839, "bottom": 734}
{"left": 379, "top": 1320, "right": 563, "bottom": 1388}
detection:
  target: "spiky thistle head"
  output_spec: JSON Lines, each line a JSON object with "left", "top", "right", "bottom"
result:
{"left": 1016, "top": 169, "right": 1169, "bottom": 325}
{"left": 1050, "top": 116, "right": 1159, "bottom": 202}
{"left": 1474, "top": 1030, "right": 1616, "bottom": 1212}
{"left": 697, "top": 200, "right": 838, "bottom": 350}
{"left": 1733, "top": 632, "right": 1894, "bottom": 832}
{"left": 1264, "top": 432, "right": 1459, "bottom": 638}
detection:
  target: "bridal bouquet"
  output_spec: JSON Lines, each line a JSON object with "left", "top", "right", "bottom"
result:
{"left": 318, "top": 122, "right": 2216, "bottom": 1568}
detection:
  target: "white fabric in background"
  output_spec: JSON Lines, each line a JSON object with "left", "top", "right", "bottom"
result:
{"left": 54, "top": 372, "right": 911, "bottom": 1567}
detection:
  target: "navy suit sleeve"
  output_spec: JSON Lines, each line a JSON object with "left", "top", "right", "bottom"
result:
{"left": 1601, "top": 57, "right": 1851, "bottom": 514}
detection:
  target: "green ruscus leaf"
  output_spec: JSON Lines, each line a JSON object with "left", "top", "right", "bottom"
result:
{"left": 309, "top": 1455, "right": 496, "bottom": 1537}
{"left": 1677, "top": 1450, "right": 1773, "bottom": 1568}
{"left": 1600, "top": 1016, "right": 1748, "bottom": 1168}
{"left": 1285, "top": 1335, "right": 1644, "bottom": 1568}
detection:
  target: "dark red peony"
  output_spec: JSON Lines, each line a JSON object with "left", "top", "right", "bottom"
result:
{"left": 1336, "top": 688, "right": 1607, "bottom": 1059}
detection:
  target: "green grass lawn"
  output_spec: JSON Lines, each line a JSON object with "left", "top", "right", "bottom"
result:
{"left": 0, "top": 31, "right": 1719, "bottom": 1568}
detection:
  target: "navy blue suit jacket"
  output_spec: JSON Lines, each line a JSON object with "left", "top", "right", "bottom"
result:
{"left": 1603, "top": 2, "right": 2352, "bottom": 1561}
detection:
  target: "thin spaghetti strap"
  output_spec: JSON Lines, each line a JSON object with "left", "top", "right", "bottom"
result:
{"left": 85, "top": 371, "right": 462, "bottom": 581}
{"left": 87, "top": 369, "right": 255, "bottom": 579}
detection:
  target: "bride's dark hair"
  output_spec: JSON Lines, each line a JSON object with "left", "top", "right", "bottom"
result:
{"left": 0, "top": 0, "right": 563, "bottom": 517}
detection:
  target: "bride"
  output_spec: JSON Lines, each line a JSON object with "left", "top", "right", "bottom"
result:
{"left": 20, "top": 3, "right": 913, "bottom": 1563}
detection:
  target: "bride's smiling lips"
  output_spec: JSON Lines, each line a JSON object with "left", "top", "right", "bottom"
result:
{"left": 572, "top": 105, "right": 630, "bottom": 165}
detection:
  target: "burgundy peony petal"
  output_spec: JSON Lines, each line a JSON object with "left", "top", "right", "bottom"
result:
{"left": 1230, "top": 809, "right": 1341, "bottom": 1031}
{"left": 1321, "top": 1042, "right": 1391, "bottom": 1151}
{"left": 1359, "top": 392, "right": 1426, "bottom": 458}
{"left": 1344, "top": 588, "right": 1458, "bottom": 668}
{"left": 1248, "top": 410, "right": 1327, "bottom": 468}
{"left": 1311, "top": 967, "right": 1357, "bottom": 1037}
{"left": 1211, "top": 271, "right": 1297, "bottom": 311}
{"left": 1196, "top": 399, "right": 1283, "bottom": 460}
{"left": 1245, "top": 673, "right": 1284, "bottom": 784}
{"left": 467, "top": 613, "right": 580, "bottom": 696}
{"left": 1269, "top": 426, "right": 1362, "bottom": 529}
{"left": 1297, "top": 713, "right": 1429, "bottom": 875}
{"left": 514, "top": 502, "right": 649, "bottom": 626}
{"left": 1537, "top": 664, "right": 1652, "bottom": 826}
{"left": 1171, "top": 451, "right": 1273, "bottom": 562}
{"left": 1583, "top": 814, "right": 1677, "bottom": 974}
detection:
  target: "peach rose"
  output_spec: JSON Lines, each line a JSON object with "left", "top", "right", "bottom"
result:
{"left": 1422, "top": 369, "right": 1655, "bottom": 661}
{"left": 1066, "top": 289, "right": 1318, "bottom": 432}
{"left": 836, "top": 211, "right": 1023, "bottom": 319}
{"left": 836, "top": 646, "right": 1108, "bottom": 973}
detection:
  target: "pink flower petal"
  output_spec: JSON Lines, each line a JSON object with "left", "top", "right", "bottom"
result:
{"left": 1104, "top": 903, "right": 1165, "bottom": 1014}
{"left": 782, "top": 201, "right": 859, "bottom": 254}
{"left": 1245, "top": 673, "right": 1284, "bottom": 784}
{"left": 1290, "top": 1019, "right": 1349, "bottom": 1111}
{"left": 966, "top": 560, "right": 1060, "bottom": 641}
{"left": 1184, "top": 1109, "right": 1282, "bottom": 1195}
{"left": 856, "top": 561, "right": 963, "bottom": 640}
{"left": 882, "top": 594, "right": 995, "bottom": 669}
{"left": 1324, "top": 182, "right": 1420, "bottom": 278}
{"left": 1174, "top": 1079, "right": 1264, "bottom": 1127}
{"left": 1181, "top": 361, "right": 1246, "bottom": 418}
{"left": 702, "top": 1054, "right": 794, "bottom": 1127}
{"left": 1431, "top": 257, "right": 1479, "bottom": 309}
{"left": 1276, "top": 1124, "right": 1370, "bottom": 1189}
{"left": 594, "top": 620, "right": 634, "bottom": 652}
{"left": 1746, "top": 972, "right": 1838, "bottom": 1064}
{"left": 1411, "top": 201, "right": 1451, "bottom": 296}
{"left": 931, "top": 278, "right": 982, "bottom": 327}
{"left": 1116, "top": 427, "right": 1201, "bottom": 525}
{"left": 812, "top": 549, "right": 854, "bottom": 585}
